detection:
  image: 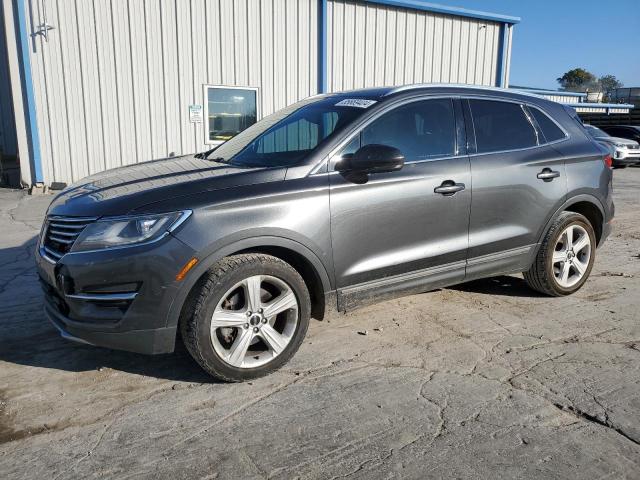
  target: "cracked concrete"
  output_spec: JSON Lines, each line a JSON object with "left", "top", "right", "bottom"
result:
{"left": 1, "top": 169, "right": 640, "bottom": 479}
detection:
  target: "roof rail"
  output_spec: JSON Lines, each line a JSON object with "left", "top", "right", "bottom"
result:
{"left": 384, "top": 83, "right": 549, "bottom": 101}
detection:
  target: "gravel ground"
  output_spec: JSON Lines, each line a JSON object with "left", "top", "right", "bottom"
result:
{"left": 1, "top": 169, "right": 639, "bottom": 479}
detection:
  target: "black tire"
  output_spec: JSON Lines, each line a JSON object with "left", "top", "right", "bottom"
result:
{"left": 181, "top": 254, "right": 311, "bottom": 382}
{"left": 524, "top": 212, "right": 596, "bottom": 296}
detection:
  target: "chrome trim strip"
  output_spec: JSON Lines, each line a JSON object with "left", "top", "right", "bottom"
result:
{"left": 49, "top": 235, "right": 75, "bottom": 244}
{"left": 48, "top": 229, "right": 79, "bottom": 237}
{"left": 48, "top": 216, "right": 99, "bottom": 222}
{"left": 168, "top": 210, "right": 193, "bottom": 233}
{"left": 313, "top": 95, "right": 462, "bottom": 175}
{"left": 49, "top": 223, "right": 87, "bottom": 230}
{"left": 41, "top": 245, "right": 62, "bottom": 262}
{"left": 466, "top": 245, "right": 534, "bottom": 266}
{"left": 311, "top": 91, "right": 571, "bottom": 177}
{"left": 65, "top": 292, "right": 138, "bottom": 301}
{"left": 341, "top": 260, "right": 466, "bottom": 295}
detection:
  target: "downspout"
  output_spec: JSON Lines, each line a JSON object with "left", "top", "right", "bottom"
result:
{"left": 4, "top": 0, "right": 44, "bottom": 187}
{"left": 495, "top": 23, "right": 507, "bottom": 87}
{"left": 503, "top": 24, "right": 513, "bottom": 88}
{"left": 318, "top": 0, "right": 327, "bottom": 93}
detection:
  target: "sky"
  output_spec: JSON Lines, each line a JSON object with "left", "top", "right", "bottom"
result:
{"left": 433, "top": 0, "right": 640, "bottom": 90}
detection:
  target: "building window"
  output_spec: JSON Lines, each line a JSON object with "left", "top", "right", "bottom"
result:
{"left": 204, "top": 86, "right": 258, "bottom": 144}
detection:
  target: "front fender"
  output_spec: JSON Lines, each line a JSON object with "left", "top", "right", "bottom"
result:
{"left": 164, "top": 233, "right": 333, "bottom": 330}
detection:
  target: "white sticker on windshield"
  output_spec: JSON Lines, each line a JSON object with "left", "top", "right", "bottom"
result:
{"left": 334, "top": 99, "right": 377, "bottom": 108}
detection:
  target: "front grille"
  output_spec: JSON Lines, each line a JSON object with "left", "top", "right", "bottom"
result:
{"left": 42, "top": 216, "right": 96, "bottom": 261}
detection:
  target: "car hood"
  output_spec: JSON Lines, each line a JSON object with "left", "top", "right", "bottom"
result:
{"left": 47, "top": 155, "right": 286, "bottom": 217}
{"left": 596, "top": 136, "right": 639, "bottom": 147}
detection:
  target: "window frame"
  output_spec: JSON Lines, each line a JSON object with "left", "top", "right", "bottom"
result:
{"left": 323, "top": 95, "right": 466, "bottom": 172}
{"left": 203, "top": 84, "right": 261, "bottom": 146}
{"left": 463, "top": 97, "right": 570, "bottom": 156}
{"left": 524, "top": 104, "right": 570, "bottom": 146}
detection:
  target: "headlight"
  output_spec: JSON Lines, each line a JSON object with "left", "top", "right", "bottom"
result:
{"left": 614, "top": 143, "right": 626, "bottom": 148}
{"left": 71, "top": 211, "right": 191, "bottom": 252}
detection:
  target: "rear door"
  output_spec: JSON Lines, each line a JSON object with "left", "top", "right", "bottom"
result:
{"left": 464, "top": 98, "right": 568, "bottom": 280}
{"left": 329, "top": 97, "right": 471, "bottom": 291}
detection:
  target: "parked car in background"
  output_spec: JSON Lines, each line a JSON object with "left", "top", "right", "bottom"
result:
{"left": 584, "top": 124, "right": 640, "bottom": 167}
{"left": 36, "top": 86, "right": 614, "bottom": 381}
{"left": 600, "top": 125, "right": 640, "bottom": 144}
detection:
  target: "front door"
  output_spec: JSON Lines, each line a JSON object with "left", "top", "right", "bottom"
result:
{"left": 329, "top": 98, "right": 471, "bottom": 292}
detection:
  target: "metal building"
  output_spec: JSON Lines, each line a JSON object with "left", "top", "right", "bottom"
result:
{"left": 1, "top": 0, "right": 519, "bottom": 188}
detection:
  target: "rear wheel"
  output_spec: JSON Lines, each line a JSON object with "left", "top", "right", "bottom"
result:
{"left": 181, "top": 254, "right": 310, "bottom": 382}
{"left": 524, "top": 212, "right": 596, "bottom": 296}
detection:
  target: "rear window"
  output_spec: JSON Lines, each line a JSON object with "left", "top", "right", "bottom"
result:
{"left": 469, "top": 99, "right": 538, "bottom": 153}
{"left": 529, "top": 107, "right": 566, "bottom": 143}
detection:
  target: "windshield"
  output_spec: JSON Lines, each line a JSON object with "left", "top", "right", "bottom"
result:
{"left": 206, "top": 96, "right": 374, "bottom": 167}
{"left": 585, "top": 125, "right": 609, "bottom": 138}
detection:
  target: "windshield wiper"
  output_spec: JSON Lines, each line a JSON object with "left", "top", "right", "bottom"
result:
{"left": 194, "top": 146, "right": 222, "bottom": 160}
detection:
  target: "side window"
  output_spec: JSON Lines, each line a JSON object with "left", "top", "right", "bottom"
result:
{"left": 469, "top": 99, "right": 538, "bottom": 153}
{"left": 359, "top": 99, "right": 457, "bottom": 161}
{"left": 529, "top": 107, "right": 567, "bottom": 143}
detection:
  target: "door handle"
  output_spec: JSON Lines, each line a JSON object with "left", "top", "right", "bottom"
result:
{"left": 434, "top": 180, "right": 465, "bottom": 196}
{"left": 537, "top": 168, "right": 560, "bottom": 182}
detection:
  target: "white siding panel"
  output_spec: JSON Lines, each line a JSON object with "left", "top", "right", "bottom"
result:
{"left": 373, "top": 7, "right": 386, "bottom": 86}
{"left": 0, "top": 4, "right": 17, "bottom": 157}
{"left": 327, "top": 0, "right": 504, "bottom": 93}
{"left": 26, "top": 0, "right": 318, "bottom": 185}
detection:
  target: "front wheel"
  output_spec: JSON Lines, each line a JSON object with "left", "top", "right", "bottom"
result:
{"left": 181, "top": 254, "right": 310, "bottom": 382}
{"left": 524, "top": 212, "right": 596, "bottom": 296}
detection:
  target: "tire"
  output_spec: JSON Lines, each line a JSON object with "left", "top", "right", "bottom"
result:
{"left": 181, "top": 254, "right": 311, "bottom": 382}
{"left": 524, "top": 212, "right": 596, "bottom": 296}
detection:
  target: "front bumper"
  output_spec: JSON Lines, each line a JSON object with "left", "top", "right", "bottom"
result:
{"left": 36, "top": 232, "right": 197, "bottom": 354}
{"left": 613, "top": 148, "right": 640, "bottom": 163}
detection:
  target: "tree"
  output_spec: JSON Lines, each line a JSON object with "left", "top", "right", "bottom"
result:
{"left": 598, "top": 75, "right": 623, "bottom": 98}
{"left": 557, "top": 68, "right": 598, "bottom": 92}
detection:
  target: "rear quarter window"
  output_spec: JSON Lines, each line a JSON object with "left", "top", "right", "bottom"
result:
{"left": 469, "top": 99, "right": 538, "bottom": 153}
{"left": 529, "top": 106, "right": 567, "bottom": 143}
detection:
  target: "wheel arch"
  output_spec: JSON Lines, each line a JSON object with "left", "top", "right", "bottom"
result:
{"left": 167, "top": 236, "right": 334, "bottom": 334}
{"left": 536, "top": 194, "right": 606, "bottom": 250}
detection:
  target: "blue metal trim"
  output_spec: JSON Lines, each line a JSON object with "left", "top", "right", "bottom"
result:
{"left": 318, "top": 0, "right": 327, "bottom": 93}
{"left": 495, "top": 24, "right": 506, "bottom": 87}
{"left": 16, "top": 0, "right": 43, "bottom": 183}
{"left": 363, "top": 0, "right": 520, "bottom": 24}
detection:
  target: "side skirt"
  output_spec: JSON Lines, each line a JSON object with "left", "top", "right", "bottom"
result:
{"left": 333, "top": 245, "right": 538, "bottom": 313}
{"left": 465, "top": 244, "right": 537, "bottom": 282}
{"left": 337, "top": 261, "right": 466, "bottom": 312}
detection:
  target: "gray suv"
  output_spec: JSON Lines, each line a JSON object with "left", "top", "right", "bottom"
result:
{"left": 36, "top": 85, "right": 614, "bottom": 381}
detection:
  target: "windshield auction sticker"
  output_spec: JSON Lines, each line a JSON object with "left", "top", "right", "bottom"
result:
{"left": 334, "top": 99, "right": 377, "bottom": 108}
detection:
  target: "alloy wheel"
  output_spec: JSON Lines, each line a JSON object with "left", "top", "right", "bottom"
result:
{"left": 552, "top": 224, "right": 591, "bottom": 288}
{"left": 210, "top": 275, "right": 299, "bottom": 368}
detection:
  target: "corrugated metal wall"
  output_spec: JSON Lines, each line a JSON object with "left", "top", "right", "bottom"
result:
{"left": 0, "top": 4, "right": 17, "bottom": 158}
{"left": 326, "top": 0, "right": 503, "bottom": 92}
{"left": 25, "top": 0, "right": 318, "bottom": 185}
{"left": 544, "top": 94, "right": 583, "bottom": 104}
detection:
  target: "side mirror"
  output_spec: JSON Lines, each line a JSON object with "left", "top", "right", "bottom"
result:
{"left": 337, "top": 144, "right": 405, "bottom": 174}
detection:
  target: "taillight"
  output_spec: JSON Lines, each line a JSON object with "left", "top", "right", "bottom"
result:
{"left": 603, "top": 154, "right": 613, "bottom": 169}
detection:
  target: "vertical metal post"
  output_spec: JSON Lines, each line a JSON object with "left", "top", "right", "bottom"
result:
{"left": 318, "top": 0, "right": 327, "bottom": 93}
